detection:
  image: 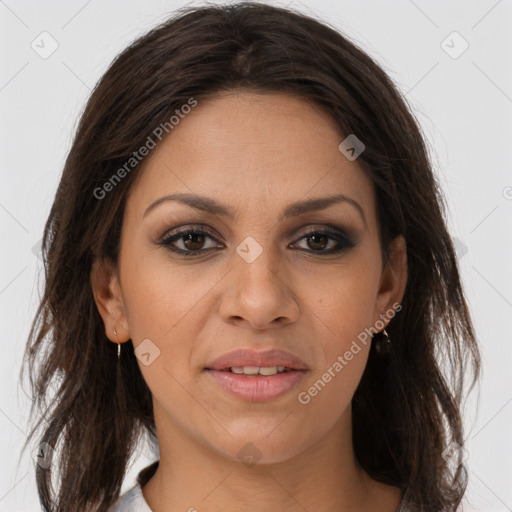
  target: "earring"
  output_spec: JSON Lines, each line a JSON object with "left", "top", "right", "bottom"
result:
{"left": 113, "top": 327, "right": 120, "bottom": 359}
{"left": 374, "top": 328, "right": 391, "bottom": 355}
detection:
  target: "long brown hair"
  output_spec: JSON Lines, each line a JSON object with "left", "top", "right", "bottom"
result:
{"left": 19, "top": 2, "right": 480, "bottom": 511}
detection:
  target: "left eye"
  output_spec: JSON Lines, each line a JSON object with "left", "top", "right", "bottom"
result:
{"left": 291, "top": 229, "right": 355, "bottom": 253}
{"left": 158, "top": 226, "right": 356, "bottom": 257}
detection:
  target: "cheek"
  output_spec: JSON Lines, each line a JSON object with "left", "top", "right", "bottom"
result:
{"left": 293, "top": 290, "right": 374, "bottom": 444}
{"left": 300, "top": 292, "right": 374, "bottom": 407}
{"left": 296, "top": 254, "right": 379, "bottom": 406}
{"left": 307, "top": 258, "right": 381, "bottom": 350}
{"left": 119, "top": 246, "right": 215, "bottom": 344}
{"left": 118, "top": 248, "right": 222, "bottom": 403}
{"left": 297, "top": 349, "right": 369, "bottom": 427}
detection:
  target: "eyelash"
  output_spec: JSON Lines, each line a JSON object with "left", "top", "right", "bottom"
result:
{"left": 157, "top": 225, "right": 357, "bottom": 257}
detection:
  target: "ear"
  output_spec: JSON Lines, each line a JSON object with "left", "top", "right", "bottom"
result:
{"left": 90, "top": 257, "right": 130, "bottom": 344}
{"left": 373, "top": 235, "right": 407, "bottom": 326}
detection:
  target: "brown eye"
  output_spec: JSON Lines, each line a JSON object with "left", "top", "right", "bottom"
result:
{"left": 290, "top": 227, "right": 357, "bottom": 254}
{"left": 158, "top": 227, "right": 222, "bottom": 256}
{"left": 157, "top": 225, "right": 356, "bottom": 257}
{"left": 305, "top": 233, "right": 330, "bottom": 251}
{"left": 181, "top": 232, "right": 207, "bottom": 251}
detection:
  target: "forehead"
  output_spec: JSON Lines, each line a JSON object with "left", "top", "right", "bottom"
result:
{"left": 126, "top": 91, "right": 376, "bottom": 225}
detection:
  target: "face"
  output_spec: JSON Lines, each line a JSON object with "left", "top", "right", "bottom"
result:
{"left": 92, "top": 90, "right": 406, "bottom": 465}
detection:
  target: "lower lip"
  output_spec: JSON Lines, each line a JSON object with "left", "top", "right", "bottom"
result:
{"left": 204, "top": 369, "right": 308, "bottom": 402}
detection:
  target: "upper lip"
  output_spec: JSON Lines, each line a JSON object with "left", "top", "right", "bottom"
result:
{"left": 205, "top": 348, "right": 309, "bottom": 371}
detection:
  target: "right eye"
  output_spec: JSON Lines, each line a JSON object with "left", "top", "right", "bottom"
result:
{"left": 158, "top": 226, "right": 223, "bottom": 257}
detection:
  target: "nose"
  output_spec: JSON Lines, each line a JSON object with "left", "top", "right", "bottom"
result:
{"left": 218, "top": 246, "right": 300, "bottom": 331}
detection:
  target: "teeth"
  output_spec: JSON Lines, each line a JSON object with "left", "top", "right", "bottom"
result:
{"left": 259, "top": 366, "right": 278, "bottom": 376}
{"left": 230, "top": 366, "right": 289, "bottom": 376}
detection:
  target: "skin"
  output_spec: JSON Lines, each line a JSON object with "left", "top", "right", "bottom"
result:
{"left": 91, "top": 90, "right": 407, "bottom": 512}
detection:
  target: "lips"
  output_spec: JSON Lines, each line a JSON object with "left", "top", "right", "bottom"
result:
{"left": 205, "top": 348, "right": 309, "bottom": 372}
{"left": 203, "top": 348, "right": 309, "bottom": 401}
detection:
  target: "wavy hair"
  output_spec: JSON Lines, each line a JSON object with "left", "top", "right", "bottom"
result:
{"left": 20, "top": 2, "right": 480, "bottom": 511}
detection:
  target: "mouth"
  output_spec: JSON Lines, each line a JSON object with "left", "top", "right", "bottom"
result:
{"left": 203, "top": 348, "right": 309, "bottom": 402}
{"left": 205, "top": 348, "right": 309, "bottom": 372}
{"left": 208, "top": 365, "right": 297, "bottom": 376}
{"left": 203, "top": 365, "right": 308, "bottom": 402}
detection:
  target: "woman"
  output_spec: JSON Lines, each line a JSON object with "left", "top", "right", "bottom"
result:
{"left": 20, "top": 2, "right": 480, "bottom": 511}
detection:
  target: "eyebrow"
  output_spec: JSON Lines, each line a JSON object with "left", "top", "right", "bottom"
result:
{"left": 143, "top": 192, "right": 367, "bottom": 226}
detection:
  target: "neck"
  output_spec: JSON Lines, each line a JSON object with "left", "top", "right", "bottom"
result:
{"left": 141, "top": 401, "right": 401, "bottom": 512}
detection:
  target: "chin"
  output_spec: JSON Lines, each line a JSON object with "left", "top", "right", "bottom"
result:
{"left": 210, "top": 428, "right": 307, "bottom": 467}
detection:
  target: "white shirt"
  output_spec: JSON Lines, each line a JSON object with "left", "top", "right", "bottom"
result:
{"left": 107, "top": 483, "right": 152, "bottom": 512}
{"left": 107, "top": 462, "right": 157, "bottom": 512}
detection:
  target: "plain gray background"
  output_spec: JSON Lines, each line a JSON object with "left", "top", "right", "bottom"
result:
{"left": 1, "top": 0, "right": 511, "bottom": 510}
